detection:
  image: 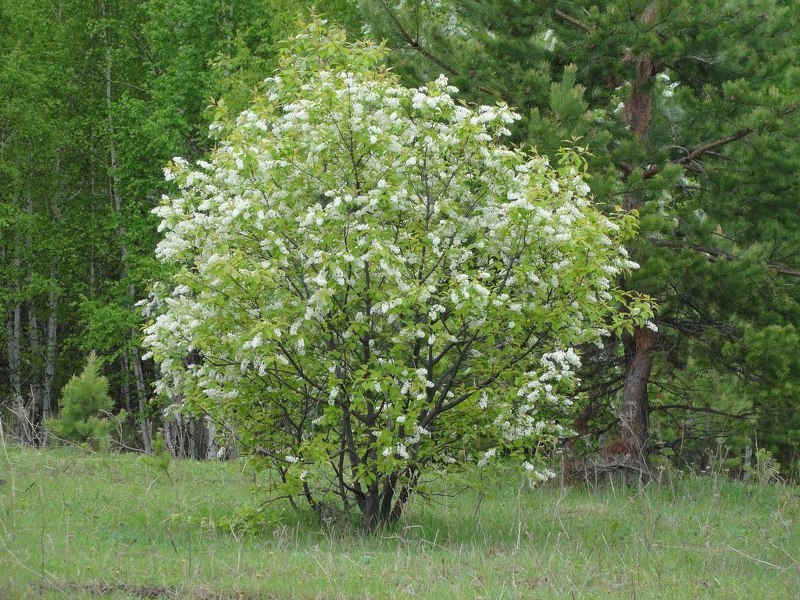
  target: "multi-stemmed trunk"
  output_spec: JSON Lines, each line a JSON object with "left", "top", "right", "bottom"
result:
{"left": 354, "top": 468, "right": 418, "bottom": 531}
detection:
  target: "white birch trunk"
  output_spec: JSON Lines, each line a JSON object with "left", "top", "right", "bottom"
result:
{"left": 42, "top": 279, "right": 58, "bottom": 420}
{"left": 100, "top": 0, "right": 152, "bottom": 452}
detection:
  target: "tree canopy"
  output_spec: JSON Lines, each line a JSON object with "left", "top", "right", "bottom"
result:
{"left": 361, "top": 0, "right": 800, "bottom": 472}
{"left": 144, "top": 22, "right": 651, "bottom": 527}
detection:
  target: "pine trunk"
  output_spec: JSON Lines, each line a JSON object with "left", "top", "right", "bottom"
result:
{"left": 619, "top": 327, "right": 656, "bottom": 474}
{"left": 617, "top": 1, "right": 659, "bottom": 475}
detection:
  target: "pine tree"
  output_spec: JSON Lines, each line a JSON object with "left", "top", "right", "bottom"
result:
{"left": 361, "top": 0, "right": 800, "bottom": 474}
{"left": 46, "top": 352, "right": 123, "bottom": 450}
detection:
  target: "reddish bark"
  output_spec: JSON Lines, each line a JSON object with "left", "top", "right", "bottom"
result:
{"left": 617, "top": 2, "right": 659, "bottom": 475}
{"left": 618, "top": 327, "right": 657, "bottom": 471}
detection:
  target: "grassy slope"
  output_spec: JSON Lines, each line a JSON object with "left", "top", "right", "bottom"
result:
{"left": 1, "top": 444, "right": 798, "bottom": 599}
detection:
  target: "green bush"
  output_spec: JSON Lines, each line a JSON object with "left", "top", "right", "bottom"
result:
{"left": 46, "top": 352, "right": 125, "bottom": 450}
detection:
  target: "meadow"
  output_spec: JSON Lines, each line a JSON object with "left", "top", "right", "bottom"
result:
{"left": 1, "top": 443, "right": 798, "bottom": 599}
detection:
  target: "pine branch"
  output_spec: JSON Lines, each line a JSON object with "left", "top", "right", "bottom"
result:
{"left": 641, "top": 104, "right": 799, "bottom": 180}
{"left": 376, "top": 0, "right": 507, "bottom": 101}
{"left": 648, "top": 238, "right": 800, "bottom": 278}
{"left": 769, "top": 264, "right": 800, "bottom": 278}
{"left": 651, "top": 404, "right": 755, "bottom": 420}
{"left": 642, "top": 127, "right": 754, "bottom": 179}
{"left": 675, "top": 128, "right": 755, "bottom": 167}
{"left": 377, "top": 0, "right": 458, "bottom": 76}
{"left": 553, "top": 9, "right": 594, "bottom": 34}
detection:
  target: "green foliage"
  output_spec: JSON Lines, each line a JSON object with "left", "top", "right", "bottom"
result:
{"left": 0, "top": 0, "right": 364, "bottom": 441}
{"left": 361, "top": 0, "right": 800, "bottom": 462}
{"left": 45, "top": 353, "right": 124, "bottom": 450}
{"left": 140, "top": 431, "right": 173, "bottom": 483}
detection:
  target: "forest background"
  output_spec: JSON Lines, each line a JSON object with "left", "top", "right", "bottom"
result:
{"left": 1, "top": 0, "right": 799, "bottom": 477}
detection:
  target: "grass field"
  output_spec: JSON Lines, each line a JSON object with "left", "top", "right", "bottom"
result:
{"left": 1, "top": 443, "right": 798, "bottom": 599}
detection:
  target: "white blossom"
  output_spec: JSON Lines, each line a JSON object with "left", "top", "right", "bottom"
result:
{"left": 143, "top": 21, "right": 653, "bottom": 523}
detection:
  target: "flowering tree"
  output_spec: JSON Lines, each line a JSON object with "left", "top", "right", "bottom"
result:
{"left": 144, "top": 21, "right": 652, "bottom": 528}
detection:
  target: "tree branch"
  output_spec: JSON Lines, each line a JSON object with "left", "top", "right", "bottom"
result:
{"left": 378, "top": 0, "right": 458, "bottom": 76}
{"left": 640, "top": 104, "right": 800, "bottom": 181}
{"left": 553, "top": 9, "right": 593, "bottom": 35}
{"left": 648, "top": 238, "right": 800, "bottom": 278}
{"left": 641, "top": 127, "right": 754, "bottom": 179}
{"left": 651, "top": 404, "right": 755, "bottom": 420}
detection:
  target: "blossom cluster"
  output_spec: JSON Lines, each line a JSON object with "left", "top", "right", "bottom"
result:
{"left": 144, "top": 24, "right": 651, "bottom": 496}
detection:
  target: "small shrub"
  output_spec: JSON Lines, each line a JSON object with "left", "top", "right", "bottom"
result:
{"left": 746, "top": 447, "right": 781, "bottom": 484}
{"left": 46, "top": 352, "right": 125, "bottom": 450}
{"left": 141, "top": 431, "right": 173, "bottom": 483}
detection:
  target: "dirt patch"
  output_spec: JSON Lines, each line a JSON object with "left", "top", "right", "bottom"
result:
{"left": 38, "top": 581, "right": 348, "bottom": 600}
{"left": 40, "top": 582, "right": 180, "bottom": 598}
{"left": 39, "top": 581, "right": 269, "bottom": 600}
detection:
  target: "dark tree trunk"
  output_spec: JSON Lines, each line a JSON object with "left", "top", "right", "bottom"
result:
{"left": 357, "top": 467, "right": 418, "bottom": 530}
{"left": 617, "top": 2, "right": 659, "bottom": 474}
{"left": 619, "top": 327, "right": 656, "bottom": 474}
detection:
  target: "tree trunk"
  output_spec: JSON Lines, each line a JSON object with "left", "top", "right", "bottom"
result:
{"left": 100, "top": 0, "right": 153, "bottom": 452}
{"left": 120, "top": 353, "right": 132, "bottom": 413}
{"left": 164, "top": 414, "right": 185, "bottom": 457}
{"left": 188, "top": 416, "right": 197, "bottom": 459}
{"left": 6, "top": 301, "right": 24, "bottom": 431}
{"left": 4, "top": 232, "right": 28, "bottom": 441}
{"left": 360, "top": 481, "right": 382, "bottom": 530}
{"left": 358, "top": 468, "right": 418, "bottom": 530}
{"left": 621, "top": 2, "right": 658, "bottom": 141}
{"left": 132, "top": 346, "right": 153, "bottom": 453}
{"left": 42, "top": 280, "right": 58, "bottom": 421}
{"left": 617, "top": 1, "right": 659, "bottom": 474}
{"left": 741, "top": 445, "right": 753, "bottom": 481}
{"left": 24, "top": 194, "right": 45, "bottom": 433}
{"left": 204, "top": 418, "right": 218, "bottom": 460}
{"left": 5, "top": 234, "right": 23, "bottom": 411}
{"left": 618, "top": 327, "right": 656, "bottom": 474}
{"left": 26, "top": 300, "right": 45, "bottom": 434}
{"left": 41, "top": 159, "right": 65, "bottom": 422}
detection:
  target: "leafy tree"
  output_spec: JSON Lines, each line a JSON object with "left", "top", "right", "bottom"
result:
{"left": 361, "top": 0, "right": 800, "bottom": 473}
{"left": 0, "top": 0, "right": 98, "bottom": 436}
{"left": 144, "top": 22, "right": 652, "bottom": 528}
{"left": 0, "top": 0, "right": 362, "bottom": 451}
